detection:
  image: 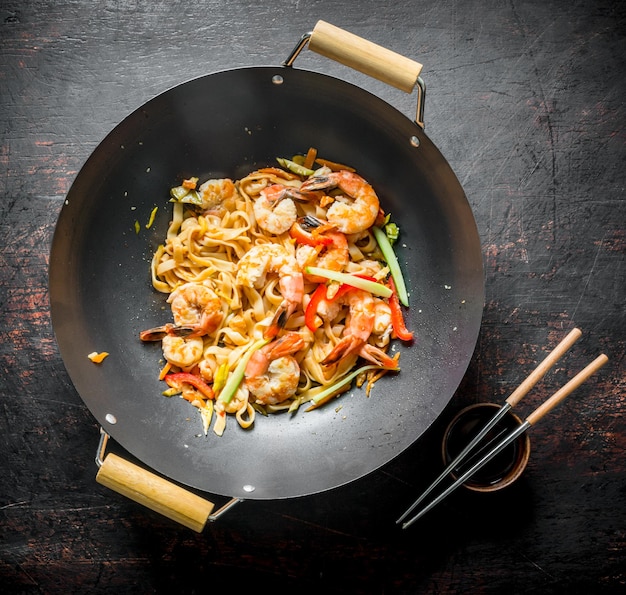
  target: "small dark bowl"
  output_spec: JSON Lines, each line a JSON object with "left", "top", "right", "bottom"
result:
{"left": 442, "top": 402, "right": 531, "bottom": 492}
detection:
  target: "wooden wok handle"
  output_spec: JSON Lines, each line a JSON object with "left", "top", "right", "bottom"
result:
{"left": 309, "top": 20, "right": 423, "bottom": 93}
{"left": 96, "top": 453, "right": 214, "bottom": 532}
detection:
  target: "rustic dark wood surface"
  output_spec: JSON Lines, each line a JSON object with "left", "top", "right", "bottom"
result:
{"left": 1, "top": 1, "right": 624, "bottom": 593}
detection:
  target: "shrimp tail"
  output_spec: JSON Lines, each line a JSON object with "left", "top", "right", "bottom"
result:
{"left": 321, "top": 335, "right": 365, "bottom": 366}
{"left": 139, "top": 324, "right": 198, "bottom": 341}
{"left": 299, "top": 174, "right": 334, "bottom": 193}
{"left": 265, "top": 304, "right": 289, "bottom": 339}
{"left": 358, "top": 344, "right": 399, "bottom": 369}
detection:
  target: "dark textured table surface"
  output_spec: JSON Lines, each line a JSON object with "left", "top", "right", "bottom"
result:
{"left": 1, "top": 1, "right": 624, "bottom": 593}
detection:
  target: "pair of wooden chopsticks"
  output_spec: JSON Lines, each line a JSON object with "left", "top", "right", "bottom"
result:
{"left": 397, "top": 328, "right": 608, "bottom": 529}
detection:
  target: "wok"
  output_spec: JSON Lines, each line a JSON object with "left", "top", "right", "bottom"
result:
{"left": 49, "top": 21, "right": 484, "bottom": 530}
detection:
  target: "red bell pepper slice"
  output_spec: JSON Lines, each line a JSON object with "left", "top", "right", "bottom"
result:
{"left": 305, "top": 284, "right": 328, "bottom": 331}
{"left": 164, "top": 372, "right": 215, "bottom": 400}
{"left": 388, "top": 277, "right": 414, "bottom": 342}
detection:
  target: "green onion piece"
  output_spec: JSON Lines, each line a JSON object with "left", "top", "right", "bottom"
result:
{"left": 304, "top": 364, "right": 399, "bottom": 410}
{"left": 162, "top": 387, "right": 180, "bottom": 397}
{"left": 145, "top": 206, "right": 158, "bottom": 229}
{"left": 385, "top": 222, "right": 399, "bottom": 244}
{"left": 217, "top": 339, "right": 269, "bottom": 405}
{"left": 276, "top": 157, "right": 314, "bottom": 177}
{"left": 169, "top": 186, "right": 202, "bottom": 206}
{"left": 212, "top": 362, "right": 229, "bottom": 396}
{"left": 372, "top": 226, "right": 409, "bottom": 307}
{"left": 134, "top": 220, "right": 140, "bottom": 234}
{"left": 305, "top": 267, "right": 392, "bottom": 298}
{"left": 169, "top": 185, "right": 189, "bottom": 201}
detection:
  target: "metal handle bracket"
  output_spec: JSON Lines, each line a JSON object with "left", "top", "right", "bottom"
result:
{"left": 284, "top": 21, "right": 426, "bottom": 128}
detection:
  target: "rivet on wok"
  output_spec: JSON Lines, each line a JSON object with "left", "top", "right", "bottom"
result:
{"left": 272, "top": 75, "right": 284, "bottom": 85}
{"left": 105, "top": 413, "right": 117, "bottom": 425}
{"left": 410, "top": 135, "right": 420, "bottom": 148}
{"left": 242, "top": 484, "right": 256, "bottom": 493}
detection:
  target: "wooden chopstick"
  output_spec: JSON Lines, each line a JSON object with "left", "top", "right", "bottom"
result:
{"left": 398, "top": 331, "right": 608, "bottom": 529}
{"left": 396, "top": 328, "right": 583, "bottom": 526}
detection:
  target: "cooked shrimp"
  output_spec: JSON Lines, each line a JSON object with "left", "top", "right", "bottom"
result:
{"left": 293, "top": 216, "right": 349, "bottom": 283}
{"left": 244, "top": 332, "right": 306, "bottom": 405}
{"left": 320, "top": 288, "right": 398, "bottom": 369}
{"left": 253, "top": 184, "right": 314, "bottom": 235}
{"left": 371, "top": 299, "right": 393, "bottom": 348}
{"left": 161, "top": 335, "right": 204, "bottom": 369}
{"left": 168, "top": 282, "right": 223, "bottom": 336}
{"left": 139, "top": 282, "right": 223, "bottom": 341}
{"left": 198, "top": 178, "right": 237, "bottom": 211}
{"left": 300, "top": 170, "right": 380, "bottom": 234}
{"left": 236, "top": 244, "right": 304, "bottom": 338}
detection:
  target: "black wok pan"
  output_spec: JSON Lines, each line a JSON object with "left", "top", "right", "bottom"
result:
{"left": 49, "top": 21, "right": 484, "bottom": 528}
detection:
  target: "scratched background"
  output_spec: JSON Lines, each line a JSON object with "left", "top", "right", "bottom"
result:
{"left": 1, "top": 0, "right": 625, "bottom": 593}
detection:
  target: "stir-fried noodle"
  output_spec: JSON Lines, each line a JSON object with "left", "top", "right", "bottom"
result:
{"left": 140, "top": 153, "right": 413, "bottom": 436}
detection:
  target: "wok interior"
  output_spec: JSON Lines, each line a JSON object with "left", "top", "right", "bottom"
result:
{"left": 49, "top": 67, "right": 484, "bottom": 499}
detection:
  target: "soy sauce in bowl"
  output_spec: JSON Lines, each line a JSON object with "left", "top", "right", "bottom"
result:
{"left": 442, "top": 403, "right": 531, "bottom": 492}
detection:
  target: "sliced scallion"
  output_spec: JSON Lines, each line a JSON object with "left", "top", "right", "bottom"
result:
{"left": 303, "top": 364, "right": 399, "bottom": 411}
{"left": 217, "top": 339, "right": 269, "bottom": 406}
{"left": 304, "top": 267, "right": 392, "bottom": 298}
{"left": 145, "top": 206, "right": 158, "bottom": 229}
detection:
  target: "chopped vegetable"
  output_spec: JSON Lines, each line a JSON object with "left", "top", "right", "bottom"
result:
{"left": 145, "top": 206, "right": 158, "bottom": 229}
{"left": 169, "top": 184, "right": 201, "bottom": 205}
{"left": 158, "top": 361, "right": 172, "bottom": 381}
{"left": 198, "top": 399, "right": 213, "bottom": 435}
{"left": 164, "top": 372, "right": 215, "bottom": 400}
{"left": 134, "top": 220, "right": 140, "bottom": 234}
{"left": 212, "top": 362, "right": 229, "bottom": 395}
{"left": 305, "top": 267, "right": 392, "bottom": 298}
{"left": 304, "top": 364, "right": 398, "bottom": 411}
{"left": 314, "top": 157, "right": 356, "bottom": 172}
{"left": 385, "top": 221, "right": 399, "bottom": 244}
{"left": 276, "top": 157, "right": 314, "bottom": 177}
{"left": 182, "top": 177, "right": 198, "bottom": 190}
{"left": 217, "top": 339, "right": 269, "bottom": 406}
{"left": 372, "top": 225, "right": 409, "bottom": 307}
{"left": 162, "top": 387, "right": 180, "bottom": 397}
{"left": 388, "top": 277, "right": 414, "bottom": 342}
{"left": 305, "top": 284, "right": 329, "bottom": 331}
{"left": 87, "top": 351, "right": 109, "bottom": 363}
{"left": 303, "top": 147, "right": 318, "bottom": 170}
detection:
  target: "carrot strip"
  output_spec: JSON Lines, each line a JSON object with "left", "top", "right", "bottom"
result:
{"left": 314, "top": 158, "right": 356, "bottom": 172}
{"left": 303, "top": 147, "right": 318, "bottom": 170}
